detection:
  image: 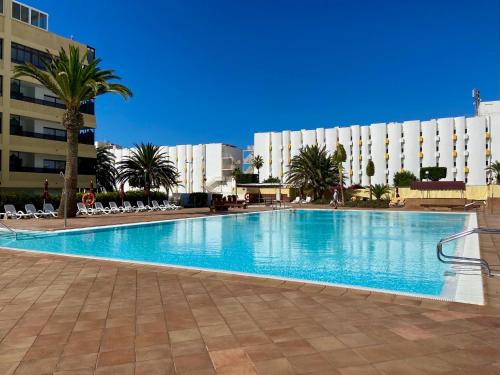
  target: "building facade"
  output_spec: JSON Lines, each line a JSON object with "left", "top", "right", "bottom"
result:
{"left": 0, "top": 0, "right": 96, "bottom": 192}
{"left": 107, "top": 143, "right": 243, "bottom": 194}
{"left": 254, "top": 113, "right": 500, "bottom": 186}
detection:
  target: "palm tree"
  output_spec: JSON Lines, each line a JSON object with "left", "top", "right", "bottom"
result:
{"left": 332, "top": 144, "right": 347, "bottom": 203}
{"left": 486, "top": 161, "right": 500, "bottom": 184}
{"left": 366, "top": 159, "right": 375, "bottom": 200}
{"left": 370, "top": 184, "right": 391, "bottom": 201}
{"left": 286, "top": 145, "right": 338, "bottom": 200}
{"left": 252, "top": 155, "right": 264, "bottom": 177}
{"left": 13, "top": 46, "right": 132, "bottom": 217}
{"left": 96, "top": 146, "right": 117, "bottom": 192}
{"left": 118, "top": 143, "right": 179, "bottom": 195}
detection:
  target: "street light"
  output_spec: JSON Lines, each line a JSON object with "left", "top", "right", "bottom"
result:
{"left": 59, "top": 171, "right": 67, "bottom": 228}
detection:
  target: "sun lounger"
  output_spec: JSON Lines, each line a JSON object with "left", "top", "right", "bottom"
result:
{"left": 151, "top": 200, "right": 165, "bottom": 211}
{"left": 108, "top": 202, "right": 123, "bottom": 213}
{"left": 25, "top": 204, "right": 52, "bottom": 219}
{"left": 136, "top": 201, "right": 151, "bottom": 212}
{"left": 301, "top": 196, "right": 312, "bottom": 204}
{"left": 4, "top": 204, "right": 31, "bottom": 219}
{"left": 163, "top": 200, "right": 181, "bottom": 210}
{"left": 291, "top": 197, "right": 300, "bottom": 204}
{"left": 94, "top": 202, "right": 111, "bottom": 214}
{"left": 389, "top": 198, "right": 405, "bottom": 208}
{"left": 43, "top": 203, "right": 58, "bottom": 217}
{"left": 123, "top": 201, "right": 137, "bottom": 213}
{"left": 77, "top": 202, "right": 94, "bottom": 215}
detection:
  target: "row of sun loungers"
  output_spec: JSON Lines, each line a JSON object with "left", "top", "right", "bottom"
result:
{"left": 2, "top": 203, "right": 58, "bottom": 219}
{"left": 77, "top": 200, "right": 181, "bottom": 215}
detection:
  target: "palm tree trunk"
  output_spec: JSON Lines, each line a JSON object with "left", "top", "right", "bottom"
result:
{"left": 339, "top": 170, "right": 344, "bottom": 204}
{"left": 58, "top": 109, "right": 83, "bottom": 218}
{"left": 369, "top": 176, "right": 372, "bottom": 200}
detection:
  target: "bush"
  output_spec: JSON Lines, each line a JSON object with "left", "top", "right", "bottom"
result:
{"left": 420, "top": 167, "right": 447, "bottom": 181}
{"left": 84, "top": 191, "right": 168, "bottom": 206}
{"left": 235, "top": 174, "right": 259, "bottom": 184}
{"left": 186, "top": 192, "right": 209, "bottom": 208}
{"left": 393, "top": 170, "right": 418, "bottom": 187}
{"left": 263, "top": 176, "right": 281, "bottom": 183}
{"left": 345, "top": 199, "right": 389, "bottom": 208}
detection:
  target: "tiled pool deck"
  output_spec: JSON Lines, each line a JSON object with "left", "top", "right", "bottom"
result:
{"left": 0, "top": 208, "right": 498, "bottom": 374}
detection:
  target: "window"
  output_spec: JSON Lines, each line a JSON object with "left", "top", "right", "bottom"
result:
{"left": 43, "top": 94, "right": 64, "bottom": 106}
{"left": 43, "top": 159, "right": 65, "bottom": 170}
{"left": 43, "top": 127, "right": 66, "bottom": 139}
{"left": 453, "top": 145, "right": 456, "bottom": 150}
{"left": 11, "top": 42, "right": 51, "bottom": 69}
{"left": 465, "top": 144, "right": 468, "bottom": 150}
{"left": 0, "top": 0, "right": 3, "bottom": 14}
{"left": 453, "top": 128, "right": 456, "bottom": 134}
{"left": 0, "top": 39, "right": 3, "bottom": 59}
{"left": 12, "top": 2, "right": 48, "bottom": 30}
{"left": 454, "top": 161, "right": 456, "bottom": 167}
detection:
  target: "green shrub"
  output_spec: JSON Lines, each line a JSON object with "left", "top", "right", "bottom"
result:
{"left": 84, "top": 191, "right": 167, "bottom": 206}
{"left": 262, "top": 176, "right": 281, "bottom": 183}
{"left": 235, "top": 174, "right": 259, "bottom": 184}
{"left": 393, "top": 170, "right": 418, "bottom": 187}
{"left": 0, "top": 192, "right": 60, "bottom": 211}
{"left": 420, "top": 167, "right": 447, "bottom": 181}
{"left": 186, "top": 192, "right": 209, "bottom": 208}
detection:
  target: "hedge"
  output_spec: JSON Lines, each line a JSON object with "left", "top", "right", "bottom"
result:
{"left": 345, "top": 199, "right": 390, "bottom": 208}
{"left": 420, "top": 167, "right": 447, "bottom": 181}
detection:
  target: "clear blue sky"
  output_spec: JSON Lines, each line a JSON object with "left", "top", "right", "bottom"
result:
{"left": 27, "top": 0, "right": 500, "bottom": 148}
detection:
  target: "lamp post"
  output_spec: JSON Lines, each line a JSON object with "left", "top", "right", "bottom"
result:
{"left": 59, "top": 171, "right": 67, "bottom": 228}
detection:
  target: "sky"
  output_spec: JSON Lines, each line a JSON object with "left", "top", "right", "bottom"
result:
{"left": 26, "top": 0, "right": 500, "bottom": 148}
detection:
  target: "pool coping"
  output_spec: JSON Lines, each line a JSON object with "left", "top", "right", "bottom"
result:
{"left": 0, "top": 209, "right": 484, "bottom": 305}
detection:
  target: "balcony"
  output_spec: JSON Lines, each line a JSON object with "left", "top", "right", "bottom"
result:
{"left": 10, "top": 117, "right": 95, "bottom": 145}
{"left": 9, "top": 152, "right": 96, "bottom": 175}
{"left": 11, "top": 91, "right": 95, "bottom": 115}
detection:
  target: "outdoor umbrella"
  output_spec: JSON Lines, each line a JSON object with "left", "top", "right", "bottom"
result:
{"left": 89, "top": 180, "right": 94, "bottom": 194}
{"left": 43, "top": 179, "right": 49, "bottom": 205}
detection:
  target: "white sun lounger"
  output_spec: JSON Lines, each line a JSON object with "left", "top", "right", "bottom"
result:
{"left": 136, "top": 201, "right": 151, "bottom": 212}
{"left": 122, "top": 201, "right": 136, "bottom": 213}
{"left": 151, "top": 200, "right": 164, "bottom": 211}
{"left": 94, "top": 202, "right": 111, "bottom": 214}
{"left": 77, "top": 202, "right": 94, "bottom": 215}
{"left": 43, "top": 203, "right": 58, "bottom": 217}
{"left": 108, "top": 202, "right": 123, "bottom": 213}
{"left": 4, "top": 204, "right": 31, "bottom": 219}
{"left": 25, "top": 204, "right": 52, "bottom": 219}
{"left": 163, "top": 200, "right": 181, "bottom": 210}
{"left": 301, "top": 196, "right": 312, "bottom": 204}
{"left": 291, "top": 197, "right": 300, "bottom": 204}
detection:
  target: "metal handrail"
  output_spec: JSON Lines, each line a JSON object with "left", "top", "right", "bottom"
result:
{"left": 0, "top": 219, "right": 17, "bottom": 239}
{"left": 436, "top": 227, "right": 499, "bottom": 277}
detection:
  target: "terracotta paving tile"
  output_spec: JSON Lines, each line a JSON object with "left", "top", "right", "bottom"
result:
{"left": 173, "top": 352, "right": 214, "bottom": 373}
{"left": 56, "top": 353, "right": 98, "bottom": 370}
{"left": 254, "top": 357, "right": 296, "bottom": 375}
{"left": 0, "top": 208, "right": 499, "bottom": 374}
{"left": 336, "top": 332, "right": 380, "bottom": 348}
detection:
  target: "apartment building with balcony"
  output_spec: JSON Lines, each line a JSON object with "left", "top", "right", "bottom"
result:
{"left": 254, "top": 109, "right": 500, "bottom": 187}
{"left": 0, "top": 0, "right": 96, "bottom": 192}
{"left": 105, "top": 143, "right": 243, "bottom": 195}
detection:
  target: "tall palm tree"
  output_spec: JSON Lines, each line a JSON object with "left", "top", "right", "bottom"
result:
{"left": 13, "top": 46, "right": 132, "bottom": 216}
{"left": 118, "top": 143, "right": 179, "bottom": 195}
{"left": 486, "top": 161, "right": 500, "bottom": 184}
{"left": 286, "top": 145, "right": 338, "bottom": 200}
{"left": 96, "top": 146, "right": 117, "bottom": 192}
{"left": 252, "top": 155, "right": 264, "bottom": 177}
{"left": 332, "top": 144, "right": 347, "bottom": 203}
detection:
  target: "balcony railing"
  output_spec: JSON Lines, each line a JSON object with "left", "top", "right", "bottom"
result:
{"left": 10, "top": 91, "right": 95, "bottom": 115}
{"left": 9, "top": 165, "right": 64, "bottom": 174}
{"left": 10, "top": 127, "right": 95, "bottom": 145}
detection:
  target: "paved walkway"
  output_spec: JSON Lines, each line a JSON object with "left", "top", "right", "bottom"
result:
{"left": 0, "top": 209, "right": 498, "bottom": 374}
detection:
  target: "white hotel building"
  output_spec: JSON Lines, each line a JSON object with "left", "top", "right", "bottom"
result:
{"left": 254, "top": 104, "right": 500, "bottom": 186}
{"left": 104, "top": 143, "right": 242, "bottom": 194}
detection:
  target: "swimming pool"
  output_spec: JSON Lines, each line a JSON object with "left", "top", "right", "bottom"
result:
{"left": 0, "top": 210, "right": 483, "bottom": 303}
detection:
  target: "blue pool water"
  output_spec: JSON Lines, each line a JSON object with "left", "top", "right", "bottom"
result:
{"left": 0, "top": 210, "right": 468, "bottom": 296}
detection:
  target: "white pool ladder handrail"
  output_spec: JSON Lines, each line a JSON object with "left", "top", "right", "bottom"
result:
{"left": 0, "top": 219, "right": 17, "bottom": 239}
{"left": 436, "top": 227, "right": 499, "bottom": 277}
